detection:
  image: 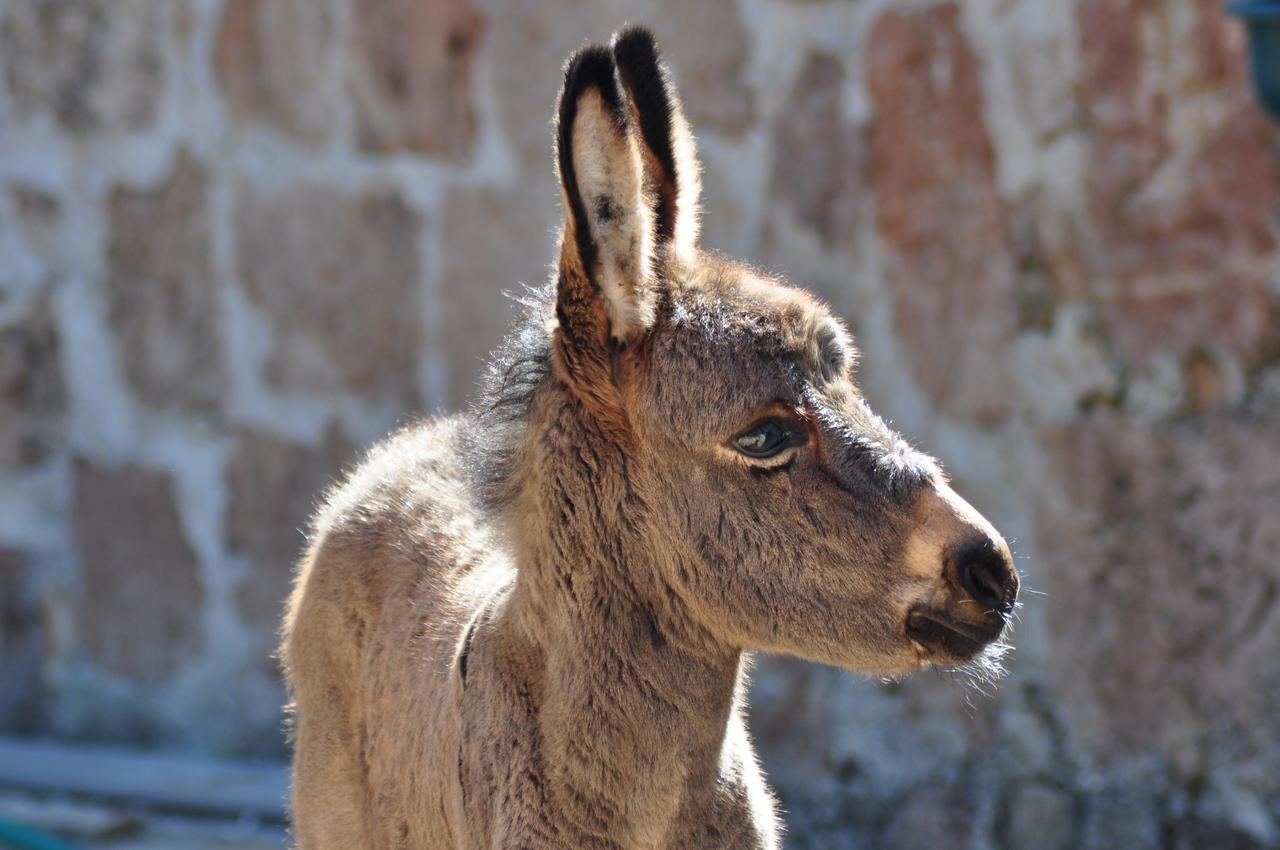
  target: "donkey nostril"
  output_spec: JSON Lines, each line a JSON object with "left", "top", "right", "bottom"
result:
{"left": 953, "top": 540, "right": 1014, "bottom": 613}
{"left": 963, "top": 560, "right": 1003, "bottom": 608}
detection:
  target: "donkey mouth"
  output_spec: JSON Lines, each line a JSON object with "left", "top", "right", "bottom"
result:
{"left": 905, "top": 608, "right": 1004, "bottom": 663}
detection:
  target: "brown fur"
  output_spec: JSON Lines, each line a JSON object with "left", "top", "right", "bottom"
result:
{"left": 282, "top": 28, "right": 1018, "bottom": 849}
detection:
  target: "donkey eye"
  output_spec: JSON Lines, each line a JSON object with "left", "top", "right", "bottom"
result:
{"left": 733, "top": 418, "right": 805, "bottom": 459}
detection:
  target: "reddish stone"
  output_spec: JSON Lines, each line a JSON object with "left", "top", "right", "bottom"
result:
{"left": 0, "top": 0, "right": 163, "bottom": 134}
{"left": 769, "top": 53, "right": 866, "bottom": 251}
{"left": 106, "top": 150, "right": 223, "bottom": 412}
{"left": 226, "top": 424, "right": 352, "bottom": 669}
{"left": 73, "top": 459, "right": 204, "bottom": 683}
{"left": 867, "top": 4, "right": 1018, "bottom": 424}
{"left": 347, "top": 0, "right": 485, "bottom": 158}
{"left": 214, "top": 0, "right": 334, "bottom": 146}
{"left": 1077, "top": 0, "right": 1280, "bottom": 366}
{"left": 1037, "top": 412, "right": 1280, "bottom": 769}
{"left": 0, "top": 296, "right": 66, "bottom": 469}
{"left": 235, "top": 184, "right": 423, "bottom": 403}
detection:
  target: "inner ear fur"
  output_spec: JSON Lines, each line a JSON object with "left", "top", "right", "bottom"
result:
{"left": 555, "top": 44, "right": 656, "bottom": 347}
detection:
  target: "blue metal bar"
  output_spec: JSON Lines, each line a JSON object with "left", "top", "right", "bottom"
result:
{"left": 0, "top": 818, "right": 82, "bottom": 850}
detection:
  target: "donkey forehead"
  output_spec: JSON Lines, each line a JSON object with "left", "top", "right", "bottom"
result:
{"left": 643, "top": 271, "right": 858, "bottom": 434}
{"left": 663, "top": 269, "right": 854, "bottom": 384}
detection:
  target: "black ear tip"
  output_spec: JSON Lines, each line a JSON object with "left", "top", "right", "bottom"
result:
{"left": 612, "top": 25, "right": 660, "bottom": 64}
{"left": 555, "top": 43, "right": 623, "bottom": 225}
{"left": 609, "top": 24, "right": 676, "bottom": 178}
{"left": 561, "top": 44, "right": 616, "bottom": 99}
{"left": 558, "top": 44, "right": 622, "bottom": 124}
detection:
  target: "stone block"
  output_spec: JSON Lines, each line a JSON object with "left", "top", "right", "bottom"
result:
{"left": 106, "top": 150, "right": 223, "bottom": 413}
{"left": 1078, "top": 0, "right": 1279, "bottom": 367}
{"left": 769, "top": 53, "right": 866, "bottom": 253}
{"left": 72, "top": 459, "right": 204, "bottom": 683}
{"left": 1037, "top": 412, "right": 1280, "bottom": 787}
{"left": 226, "top": 424, "right": 353, "bottom": 668}
{"left": 235, "top": 184, "right": 422, "bottom": 404}
{"left": 214, "top": 0, "right": 335, "bottom": 146}
{"left": 0, "top": 546, "right": 46, "bottom": 732}
{"left": 438, "top": 182, "right": 556, "bottom": 408}
{"left": 0, "top": 0, "right": 163, "bottom": 134}
{"left": 0, "top": 296, "right": 66, "bottom": 469}
{"left": 867, "top": 4, "right": 1018, "bottom": 424}
{"left": 999, "top": 781, "right": 1078, "bottom": 850}
{"left": 347, "top": 0, "right": 485, "bottom": 158}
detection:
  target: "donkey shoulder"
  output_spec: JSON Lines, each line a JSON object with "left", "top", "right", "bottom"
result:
{"left": 288, "top": 415, "right": 488, "bottom": 651}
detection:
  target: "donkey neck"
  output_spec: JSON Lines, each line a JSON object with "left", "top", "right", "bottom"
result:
{"left": 495, "top": 409, "right": 747, "bottom": 846}
{"left": 503, "top": 575, "right": 746, "bottom": 848}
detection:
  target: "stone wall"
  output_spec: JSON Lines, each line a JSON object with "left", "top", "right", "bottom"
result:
{"left": 1, "top": 0, "right": 1278, "bottom": 846}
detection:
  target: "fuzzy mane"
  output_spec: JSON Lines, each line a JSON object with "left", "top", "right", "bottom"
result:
{"left": 463, "top": 285, "right": 556, "bottom": 511}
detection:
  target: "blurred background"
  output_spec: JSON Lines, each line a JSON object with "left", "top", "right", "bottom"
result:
{"left": 1, "top": 0, "right": 1278, "bottom": 848}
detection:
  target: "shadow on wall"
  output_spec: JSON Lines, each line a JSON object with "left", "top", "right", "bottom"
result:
{"left": 0, "top": 0, "right": 1278, "bottom": 847}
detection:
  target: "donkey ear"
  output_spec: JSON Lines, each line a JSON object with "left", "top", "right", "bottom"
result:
{"left": 612, "top": 27, "right": 701, "bottom": 262}
{"left": 555, "top": 45, "right": 656, "bottom": 347}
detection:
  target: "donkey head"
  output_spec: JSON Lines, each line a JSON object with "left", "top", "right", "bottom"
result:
{"left": 545, "top": 28, "right": 1017, "bottom": 672}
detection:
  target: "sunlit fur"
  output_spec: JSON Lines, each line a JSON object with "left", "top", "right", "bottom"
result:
{"left": 282, "top": 27, "right": 1017, "bottom": 850}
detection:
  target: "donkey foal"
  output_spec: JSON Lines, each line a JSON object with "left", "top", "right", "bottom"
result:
{"left": 283, "top": 27, "right": 1019, "bottom": 850}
